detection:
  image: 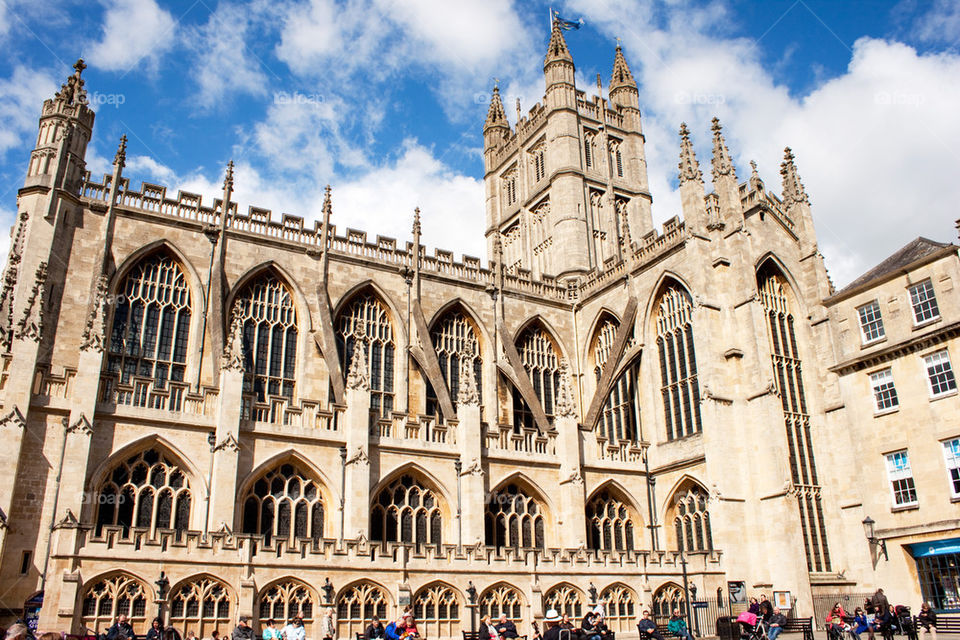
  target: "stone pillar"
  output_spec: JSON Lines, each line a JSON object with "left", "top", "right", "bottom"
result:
{"left": 343, "top": 339, "right": 371, "bottom": 540}
{"left": 456, "top": 359, "right": 485, "bottom": 547}
{"left": 209, "top": 308, "right": 245, "bottom": 532}
{"left": 554, "top": 364, "right": 585, "bottom": 548}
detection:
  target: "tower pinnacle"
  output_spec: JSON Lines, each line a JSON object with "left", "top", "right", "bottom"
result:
{"left": 544, "top": 19, "right": 573, "bottom": 67}
{"left": 113, "top": 135, "right": 127, "bottom": 169}
{"left": 780, "top": 147, "right": 808, "bottom": 206}
{"left": 484, "top": 85, "right": 508, "bottom": 132}
{"left": 678, "top": 123, "right": 702, "bottom": 184}
{"left": 710, "top": 117, "right": 736, "bottom": 180}
{"left": 610, "top": 43, "right": 636, "bottom": 93}
{"left": 54, "top": 59, "right": 88, "bottom": 107}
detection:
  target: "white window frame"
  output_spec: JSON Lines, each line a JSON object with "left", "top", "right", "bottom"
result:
{"left": 869, "top": 368, "right": 899, "bottom": 413}
{"left": 909, "top": 279, "right": 940, "bottom": 325}
{"left": 924, "top": 349, "right": 958, "bottom": 398}
{"left": 857, "top": 300, "right": 885, "bottom": 344}
{"left": 885, "top": 450, "right": 918, "bottom": 507}
{"left": 942, "top": 439, "right": 960, "bottom": 499}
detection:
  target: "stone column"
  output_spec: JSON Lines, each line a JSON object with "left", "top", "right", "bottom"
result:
{"left": 456, "top": 358, "right": 485, "bottom": 547}
{"left": 343, "top": 339, "right": 371, "bottom": 540}
{"left": 208, "top": 308, "right": 244, "bottom": 532}
{"left": 554, "top": 363, "right": 586, "bottom": 548}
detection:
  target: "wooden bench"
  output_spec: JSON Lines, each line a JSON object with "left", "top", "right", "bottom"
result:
{"left": 916, "top": 615, "right": 960, "bottom": 634}
{"left": 463, "top": 631, "right": 528, "bottom": 640}
{"left": 782, "top": 616, "right": 815, "bottom": 640}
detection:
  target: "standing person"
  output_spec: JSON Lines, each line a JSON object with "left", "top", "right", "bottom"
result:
{"left": 320, "top": 610, "right": 335, "bottom": 640}
{"left": 497, "top": 614, "right": 520, "bottom": 640}
{"left": 107, "top": 615, "right": 135, "bottom": 640}
{"left": 233, "top": 617, "right": 254, "bottom": 640}
{"left": 767, "top": 608, "right": 787, "bottom": 640}
{"left": 365, "top": 617, "right": 385, "bottom": 640}
{"left": 262, "top": 620, "right": 280, "bottom": 640}
{"left": 282, "top": 617, "right": 306, "bottom": 640}
{"left": 542, "top": 610, "right": 563, "bottom": 640}
{"left": 917, "top": 604, "right": 937, "bottom": 640}
{"left": 748, "top": 599, "right": 761, "bottom": 616}
{"left": 147, "top": 618, "right": 164, "bottom": 640}
{"left": 870, "top": 591, "right": 888, "bottom": 616}
{"left": 667, "top": 609, "right": 694, "bottom": 640}
{"left": 759, "top": 597, "right": 773, "bottom": 623}
{"left": 637, "top": 611, "right": 666, "bottom": 640}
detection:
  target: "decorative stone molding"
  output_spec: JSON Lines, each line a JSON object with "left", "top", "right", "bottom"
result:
{"left": 214, "top": 433, "right": 240, "bottom": 453}
{"left": 15, "top": 261, "right": 47, "bottom": 342}
{"left": 554, "top": 361, "right": 577, "bottom": 418}
{"left": 560, "top": 469, "right": 584, "bottom": 487}
{"left": 221, "top": 301, "right": 245, "bottom": 372}
{"left": 346, "top": 447, "right": 369, "bottom": 467}
{"left": 345, "top": 339, "right": 370, "bottom": 391}
{"left": 80, "top": 274, "right": 109, "bottom": 353}
{"left": 457, "top": 357, "right": 480, "bottom": 407}
{"left": 54, "top": 509, "right": 80, "bottom": 529}
{"left": 67, "top": 414, "right": 93, "bottom": 436}
{"left": 460, "top": 457, "right": 483, "bottom": 478}
{"left": 0, "top": 406, "right": 26, "bottom": 430}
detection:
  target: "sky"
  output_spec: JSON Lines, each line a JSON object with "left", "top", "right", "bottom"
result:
{"left": 0, "top": 0, "right": 958, "bottom": 287}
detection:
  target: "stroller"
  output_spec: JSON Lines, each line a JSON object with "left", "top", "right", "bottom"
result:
{"left": 736, "top": 612, "right": 766, "bottom": 640}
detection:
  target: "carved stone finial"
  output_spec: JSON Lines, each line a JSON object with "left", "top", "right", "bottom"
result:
{"left": 214, "top": 433, "right": 240, "bottom": 453}
{"left": 223, "top": 160, "right": 235, "bottom": 192}
{"left": 15, "top": 261, "right": 48, "bottom": 342}
{"left": 555, "top": 360, "right": 577, "bottom": 418}
{"left": 780, "top": 147, "right": 809, "bottom": 206}
{"left": 67, "top": 414, "right": 93, "bottom": 436}
{"left": 55, "top": 59, "right": 88, "bottom": 106}
{"left": 484, "top": 84, "right": 508, "bottom": 132}
{"left": 222, "top": 300, "right": 245, "bottom": 372}
{"left": 412, "top": 207, "right": 421, "bottom": 237}
{"left": 457, "top": 357, "right": 480, "bottom": 407}
{"left": 114, "top": 135, "right": 127, "bottom": 169}
{"left": 678, "top": 123, "right": 703, "bottom": 184}
{"left": 346, "top": 338, "right": 370, "bottom": 391}
{"left": 80, "top": 273, "right": 110, "bottom": 353}
{"left": 749, "top": 159, "right": 764, "bottom": 192}
{"left": 710, "top": 117, "right": 735, "bottom": 180}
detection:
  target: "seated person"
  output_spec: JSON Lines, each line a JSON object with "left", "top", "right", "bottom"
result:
{"left": 873, "top": 607, "right": 894, "bottom": 640}
{"left": 767, "top": 608, "right": 787, "bottom": 640}
{"left": 496, "top": 614, "right": 520, "bottom": 640}
{"left": 581, "top": 612, "right": 601, "bottom": 640}
{"left": 917, "top": 603, "right": 937, "bottom": 640}
{"left": 638, "top": 611, "right": 666, "bottom": 640}
{"left": 399, "top": 615, "right": 420, "bottom": 640}
{"left": 826, "top": 612, "right": 847, "bottom": 639}
{"left": 667, "top": 610, "right": 693, "bottom": 640}
{"left": 852, "top": 608, "right": 872, "bottom": 640}
{"left": 365, "top": 617, "right": 385, "bottom": 640}
{"left": 593, "top": 611, "right": 613, "bottom": 640}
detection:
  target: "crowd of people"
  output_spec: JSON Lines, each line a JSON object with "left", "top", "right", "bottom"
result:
{"left": 821, "top": 589, "right": 938, "bottom": 640}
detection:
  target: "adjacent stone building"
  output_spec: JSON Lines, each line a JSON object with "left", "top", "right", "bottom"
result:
{"left": 0, "top": 23, "right": 957, "bottom": 639}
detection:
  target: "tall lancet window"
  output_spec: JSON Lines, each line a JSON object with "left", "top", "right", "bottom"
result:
{"left": 336, "top": 293, "right": 396, "bottom": 419}
{"left": 515, "top": 324, "right": 560, "bottom": 429}
{"left": 592, "top": 317, "right": 640, "bottom": 446}
{"left": 107, "top": 251, "right": 191, "bottom": 388}
{"left": 233, "top": 272, "right": 298, "bottom": 401}
{"left": 655, "top": 284, "right": 702, "bottom": 440}
{"left": 758, "top": 264, "right": 831, "bottom": 572}
{"left": 427, "top": 308, "right": 481, "bottom": 419}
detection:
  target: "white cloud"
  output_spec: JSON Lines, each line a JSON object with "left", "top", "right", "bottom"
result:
{"left": 0, "top": 66, "right": 57, "bottom": 155}
{"left": 87, "top": 0, "right": 177, "bottom": 72}
{"left": 913, "top": 0, "right": 960, "bottom": 44}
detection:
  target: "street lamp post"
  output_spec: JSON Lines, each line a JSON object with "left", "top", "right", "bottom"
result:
{"left": 454, "top": 459, "right": 463, "bottom": 552}
{"left": 689, "top": 582, "right": 699, "bottom": 637}
{"left": 203, "top": 431, "right": 216, "bottom": 535}
{"left": 679, "top": 551, "right": 692, "bottom": 635}
{"left": 339, "top": 446, "right": 347, "bottom": 544}
{"left": 155, "top": 571, "right": 169, "bottom": 621}
{"left": 862, "top": 516, "right": 888, "bottom": 561}
{"left": 467, "top": 581, "right": 477, "bottom": 632}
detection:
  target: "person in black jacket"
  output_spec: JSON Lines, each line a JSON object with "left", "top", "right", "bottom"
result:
{"left": 106, "top": 615, "right": 135, "bottom": 640}
{"left": 146, "top": 618, "right": 164, "bottom": 640}
{"left": 917, "top": 603, "right": 937, "bottom": 640}
{"left": 497, "top": 614, "right": 520, "bottom": 640}
{"left": 581, "top": 612, "right": 601, "bottom": 640}
{"left": 637, "top": 611, "right": 665, "bottom": 640}
{"left": 365, "top": 617, "right": 386, "bottom": 640}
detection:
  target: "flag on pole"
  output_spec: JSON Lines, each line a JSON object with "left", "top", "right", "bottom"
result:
{"left": 552, "top": 9, "right": 584, "bottom": 30}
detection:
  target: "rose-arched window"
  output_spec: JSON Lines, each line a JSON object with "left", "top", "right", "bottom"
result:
{"left": 169, "top": 577, "right": 231, "bottom": 637}
{"left": 257, "top": 581, "right": 314, "bottom": 632}
{"left": 479, "top": 584, "right": 523, "bottom": 625}
{"left": 600, "top": 584, "right": 637, "bottom": 633}
{"left": 336, "top": 293, "right": 396, "bottom": 419}
{"left": 655, "top": 284, "right": 702, "bottom": 440}
{"left": 370, "top": 474, "right": 442, "bottom": 547}
{"left": 514, "top": 325, "right": 560, "bottom": 430}
{"left": 241, "top": 462, "right": 324, "bottom": 545}
{"left": 426, "top": 308, "right": 481, "bottom": 419}
{"left": 233, "top": 273, "right": 298, "bottom": 401}
{"left": 671, "top": 485, "right": 712, "bottom": 552}
{"left": 336, "top": 583, "right": 388, "bottom": 639}
{"left": 81, "top": 573, "right": 149, "bottom": 633}
{"left": 95, "top": 448, "right": 191, "bottom": 535}
{"left": 652, "top": 583, "right": 686, "bottom": 626}
{"left": 586, "top": 490, "right": 636, "bottom": 552}
{"left": 414, "top": 583, "right": 460, "bottom": 639}
{"left": 485, "top": 483, "right": 545, "bottom": 550}
{"left": 107, "top": 251, "right": 191, "bottom": 390}
{"left": 592, "top": 317, "right": 640, "bottom": 446}
{"left": 543, "top": 584, "right": 584, "bottom": 619}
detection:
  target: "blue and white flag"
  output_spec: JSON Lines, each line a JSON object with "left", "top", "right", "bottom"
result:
{"left": 552, "top": 9, "right": 584, "bottom": 30}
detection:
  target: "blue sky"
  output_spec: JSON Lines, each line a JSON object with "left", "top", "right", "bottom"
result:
{"left": 1, "top": 0, "right": 959, "bottom": 286}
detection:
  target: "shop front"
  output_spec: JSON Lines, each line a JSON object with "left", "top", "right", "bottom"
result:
{"left": 910, "top": 538, "right": 960, "bottom": 611}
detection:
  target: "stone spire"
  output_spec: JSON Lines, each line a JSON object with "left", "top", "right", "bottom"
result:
{"left": 609, "top": 43, "right": 636, "bottom": 92}
{"left": 780, "top": 148, "right": 808, "bottom": 206}
{"left": 54, "top": 59, "right": 88, "bottom": 107}
{"left": 113, "top": 135, "right": 127, "bottom": 169}
{"left": 484, "top": 84, "right": 508, "bottom": 131}
{"left": 544, "top": 19, "right": 573, "bottom": 66}
{"left": 678, "top": 123, "right": 703, "bottom": 184}
{"left": 609, "top": 42, "right": 640, "bottom": 113}
{"left": 710, "top": 117, "right": 736, "bottom": 180}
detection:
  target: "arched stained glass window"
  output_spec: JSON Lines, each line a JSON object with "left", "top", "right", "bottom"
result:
{"left": 95, "top": 448, "right": 191, "bottom": 536}
{"left": 370, "top": 474, "right": 442, "bottom": 547}
{"left": 600, "top": 584, "right": 637, "bottom": 633}
{"left": 543, "top": 585, "right": 584, "bottom": 619}
{"left": 586, "top": 490, "right": 636, "bottom": 552}
{"left": 515, "top": 325, "right": 560, "bottom": 429}
{"left": 478, "top": 584, "right": 523, "bottom": 625}
{"left": 655, "top": 284, "right": 701, "bottom": 440}
{"left": 81, "top": 573, "right": 149, "bottom": 633}
{"left": 107, "top": 251, "right": 191, "bottom": 389}
{"left": 427, "top": 309, "right": 481, "bottom": 419}
{"left": 336, "top": 583, "right": 388, "bottom": 640}
{"left": 414, "top": 583, "right": 460, "bottom": 639}
{"left": 233, "top": 273, "right": 298, "bottom": 401}
{"left": 169, "top": 577, "right": 231, "bottom": 638}
{"left": 484, "top": 483, "right": 545, "bottom": 550}
{"left": 671, "top": 485, "right": 712, "bottom": 552}
{"left": 652, "top": 583, "right": 686, "bottom": 627}
{"left": 257, "top": 581, "right": 314, "bottom": 634}
{"left": 241, "top": 462, "right": 324, "bottom": 545}
{"left": 592, "top": 316, "right": 640, "bottom": 446}
{"left": 336, "top": 293, "right": 396, "bottom": 419}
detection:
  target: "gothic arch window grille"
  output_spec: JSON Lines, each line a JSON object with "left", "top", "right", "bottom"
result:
{"left": 516, "top": 325, "right": 560, "bottom": 425}
{"left": 584, "top": 132, "right": 595, "bottom": 168}
{"left": 609, "top": 140, "right": 624, "bottom": 177}
{"left": 655, "top": 285, "right": 702, "bottom": 440}
{"left": 81, "top": 573, "right": 149, "bottom": 633}
{"left": 592, "top": 318, "right": 640, "bottom": 445}
{"left": 426, "top": 309, "right": 482, "bottom": 419}
{"left": 543, "top": 585, "right": 584, "bottom": 619}
{"left": 336, "top": 293, "right": 396, "bottom": 420}
{"left": 589, "top": 191, "right": 614, "bottom": 268}
{"left": 586, "top": 490, "right": 636, "bottom": 552}
{"left": 479, "top": 585, "right": 523, "bottom": 624}
{"left": 652, "top": 584, "right": 686, "bottom": 626}
{"left": 169, "top": 577, "right": 231, "bottom": 638}
{"left": 336, "top": 583, "right": 388, "bottom": 640}
{"left": 502, "top": 168, "right": 518, "bottom": 206}
{"left": 759, "top": 267, "right": 831, "bottom": 572}
{"left": 234, "top": 273, "right": 298, "bottom": 401}
{"left": 531, "top": 142, "right": 546, "bottom": 183}
{"left": 370, "top": 474, "right": 442, "bottom": 547}
{"left": 107, "top": 251, "right": 191, "bottom": 393}
{"left": 671, "top": 486, "right": 713, "bottom": 552}
{"left": 95, "top": 448, "right": 191, "bottom": 536}
{"left": 257, "top": 581, "right": 314, "bottom": 631}
{"left": 600, "top": 585, "right": 637, "bottom": 633}
{"left": 241, "top": 463, "right": 324, "bottom": 545}
{"left": 413, "top": 584, "right": 460, "bottom": 639}
{"left": 484, "top": 483, "right": 545, "bottom": 550}
{"left": 531, "top": 200, "right": 552, "bottom": 277}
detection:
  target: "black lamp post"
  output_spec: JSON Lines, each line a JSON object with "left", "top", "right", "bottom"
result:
{"left": 862, "top": 516, "right": 888, "bottom": 561}
{"left": 679, "top": 551, "right": 692, "bottom": 635}
{"left": 204, "top": 430, "right": 216, "bottom": 535}
{"left": 689, "top": 582, "right": 699, "bottom": 637}
{"left": 155, "top": 571, "right": 169, "bottom": 620}
{"left": 467, "top": 581, "right": 477, "bottom": 632}
{"left": 339, "top": 446, "right": 347, "bottom": 543}
{"left": 454, "top": 459, "right": 463, "bottom": 552}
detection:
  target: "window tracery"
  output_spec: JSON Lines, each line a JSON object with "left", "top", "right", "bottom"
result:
{"left": 95, "top": 448, "right": 191, "bottom": 535}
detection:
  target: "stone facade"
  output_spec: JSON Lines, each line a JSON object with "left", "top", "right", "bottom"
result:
{"left": 0, "top": 25, "right": 957, "bottom": 640}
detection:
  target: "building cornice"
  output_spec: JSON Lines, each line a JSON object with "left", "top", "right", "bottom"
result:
{"left": 824, "top": 245, "right": 959, "bottom": 305}
{"left": 830, "top": 320, "right": 960, "bottom": 376}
